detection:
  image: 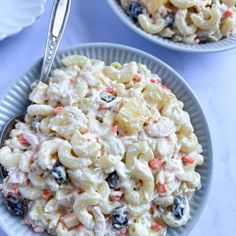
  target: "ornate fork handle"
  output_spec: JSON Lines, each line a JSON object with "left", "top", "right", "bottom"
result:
{"left": 39, "top": 0, "right": 71, "bottom": 83}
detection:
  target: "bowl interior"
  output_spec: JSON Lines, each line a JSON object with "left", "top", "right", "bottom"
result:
{"left": 0, "top": 43, "right": 212, "bottom": 236}
{"left": 107, "top": 0, "right": 236, "bottom": 53}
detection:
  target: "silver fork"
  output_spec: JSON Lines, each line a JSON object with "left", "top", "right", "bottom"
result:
{"left": 0, "top": 0, "right": 71, "bottom": 179}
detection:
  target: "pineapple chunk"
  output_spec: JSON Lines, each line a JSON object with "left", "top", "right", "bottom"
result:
{"left": 143, "top": 84, "right": 175, "bottom": 110}
{"left": 116, "top": 97, "right": 151, "bottom": 133}
{"left": 140, "top": 0, "right": 162, "bottom": 15}
{"left": 61, "top": 55, "right": 91, "bottom": 68}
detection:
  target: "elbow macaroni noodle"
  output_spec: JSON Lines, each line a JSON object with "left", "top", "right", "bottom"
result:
{"left": 0, "top": 55, "right": 204, "bottom": 235}
{"left": 119, "top": 0, "right": 236, "bottom": 44}
{"left": 73, "top": 191, "right": 101, "bottom": 227}
{"left": 138, "top": 14, "right": 166, "bottom": 34}
{"left": 175, "top": 10, "right": 197, "bottom": 36}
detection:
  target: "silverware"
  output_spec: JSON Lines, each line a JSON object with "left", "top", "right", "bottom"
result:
{"left": 0, "top": 0, "right": 71, "bottom": 179}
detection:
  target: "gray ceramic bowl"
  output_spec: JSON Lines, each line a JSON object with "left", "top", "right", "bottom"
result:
{"left": 107, "top": 0, "right": 236, "bottom": 53}
{"left": 0, "top": 43, "right": 212, "bottom": 236}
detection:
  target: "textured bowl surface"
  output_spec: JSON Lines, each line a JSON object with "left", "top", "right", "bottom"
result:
{"left": 0, "top": 0, "right": 46, "bottom": 41}
{"left": 0, "top": 43, "right": 212, "bottom": 236}
{"left": 107, "top": 0, "right": 236, "bottom": 53}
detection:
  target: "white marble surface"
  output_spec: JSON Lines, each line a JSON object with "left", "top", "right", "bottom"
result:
{"left": 0, "top": 0, "right": 235, "bottom": 236}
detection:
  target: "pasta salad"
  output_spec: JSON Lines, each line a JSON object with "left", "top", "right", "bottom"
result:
{"left": 119, "top": 0, "right": 236, "bottom": 44}
{"left": 0, "top": 55, "right": 204, "bottom": 236}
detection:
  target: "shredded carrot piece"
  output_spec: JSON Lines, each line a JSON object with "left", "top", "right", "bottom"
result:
{"left": 75, "top": 223, "right": 83, "bottom": 230}
{"left": 105, "top": 86, "right": 117, "bottom": 95}
{"left": 224, "top": 8, "right": 234, "bottom": 18}
{"left": 111, "top": 125, "right": 118, "bottom": 134}
{"left": 151, "top": 221, "right": 162, "bottom": 232}
{"left": 155, "top": 183, "right": 167, "bottom": 194}
{"left": 54, "top": 105, "right": 64, "bottom": 114}
{"left": 42, "top": 189, "right": 53, "bottom": 201}
{"left": 133, "top": 74, "right": 142, "bottom": 82}
{"left": 148, "top": 159, "right": 162, "bottom": 170}
{"left": 150, "top": 78, "right": 158, "bottom": 84}
{"left": 17, "top": 134, "right": 30, "bottom": 146}
{"left": 182, "top": 155, "right": 195, "bottom": 164}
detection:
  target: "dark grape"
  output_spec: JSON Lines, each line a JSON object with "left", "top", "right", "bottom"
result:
{"left": 112, "top": 206, "right": 129, "bottom": 230}
{"left": 4, "top": 193, "right": 28, "bottom": 217}
{"left": 0, "top": 165, "right": 8, "bottom": 178}
{"left": 51, "top": 161, "right": 68, "bottom": 184}
{"left": 165, "top": 13, "right": 175, "bottom": 28}
{"left": 198, "top": 35, "right": 209, "bottom": 44}
{"left": 172, "top": 195, "right": 186, "bottom": 219}
{"left": 101, "top": 93, "right": 116, "bottom": 103}
{"left": 128, "top": 2, "right": 144, "bottom": 22}
{"left": 106, "top": 171, "right": 120, "bottom": 190}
